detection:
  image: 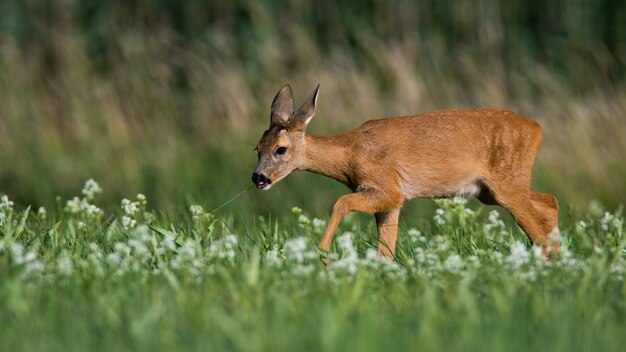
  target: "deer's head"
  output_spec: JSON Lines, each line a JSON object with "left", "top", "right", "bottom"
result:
{"left": 252, "top": 84, "right": 319, "bottom": 190}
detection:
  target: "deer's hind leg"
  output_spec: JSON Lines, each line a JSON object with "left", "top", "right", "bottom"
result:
{"left": 484, "top": 180, "right": 560, "bottom": 256}
{"left": 531, "top": 192, "right": 560, "bottom": 252}
{"left": 531, "top": 192, "right": 559, "bottom": 228}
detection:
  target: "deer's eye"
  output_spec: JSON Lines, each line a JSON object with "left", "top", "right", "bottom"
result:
{"left": 275, "top": 147, "right": 287, "bottom": 156}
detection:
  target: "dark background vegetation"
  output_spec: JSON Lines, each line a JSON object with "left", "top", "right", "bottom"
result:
{"left": 0, "top": 0, "right": 625, "bottom": 220}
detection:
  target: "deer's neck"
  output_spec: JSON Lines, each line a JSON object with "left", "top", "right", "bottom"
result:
{"left": 301, "top": 133, "right": 355, "bottom": 188}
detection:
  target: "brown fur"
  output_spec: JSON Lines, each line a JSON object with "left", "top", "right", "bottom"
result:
{"left": 253, "top": 85, "right": 559, "bottom": 260}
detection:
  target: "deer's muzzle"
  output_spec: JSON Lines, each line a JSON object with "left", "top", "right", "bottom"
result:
{"left": 251, "top": 172, "right": 272, "bottom": 190}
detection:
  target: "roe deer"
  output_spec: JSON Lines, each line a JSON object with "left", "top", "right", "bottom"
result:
{"left": 252, "top": 84, "right": 559, "bottom": 260}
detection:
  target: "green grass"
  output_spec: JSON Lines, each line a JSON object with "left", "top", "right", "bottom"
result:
{"left": 1, "top": 181, "right": 625, "bottom": 351}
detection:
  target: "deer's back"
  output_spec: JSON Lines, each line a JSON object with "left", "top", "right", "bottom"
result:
{"left": 347, "top": 108, "right": 542, "bottom": 199}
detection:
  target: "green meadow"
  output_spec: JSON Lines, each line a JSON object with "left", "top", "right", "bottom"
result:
{"left": 1, "top": 1, "right": 625, "bottom": 351}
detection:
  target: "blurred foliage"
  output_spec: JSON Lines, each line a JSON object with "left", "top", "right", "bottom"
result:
{"left": 0, "top": 0, "right": 625, "bottom": 219}
{"left": 2, "top": 0, "right": 624, "bottom": 82}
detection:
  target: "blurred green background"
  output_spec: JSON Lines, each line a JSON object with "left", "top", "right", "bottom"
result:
{"left": 0, "top": 0, "right": 625, "bottom": 220}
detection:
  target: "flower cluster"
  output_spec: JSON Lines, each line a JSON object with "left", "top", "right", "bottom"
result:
{"left": 483, "top": 210, "right": 508, "bottom": 238}
{"left": 0, "top": 194, "right": 14, "bottom": 226}
{"left": 433, "top": 197, "right": 478, "bottom": 227}
{"left": 120, "top": 193, "right": 154, "bottom": 230}
{"left": 64, "top": 179, "right": 104, "bottom": 228}
{"left": 0, "top": 185, "right": 624, "bottom": 288}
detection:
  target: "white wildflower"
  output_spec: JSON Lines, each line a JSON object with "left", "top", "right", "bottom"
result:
{"left": 120, "top": 195, "right": 149, "bottom": 229}
{"left": 414, "top": 247, "right": 426, "bottom": 264}
{"left": 443, "top": 254, "right": 464, "bottom": 273}
{"left": 162, "top": 236, "right": 177, "bottom": 252}
{"left": 492, "top": 251, "right": 504, "bottom": 264}
{"left": 131, "top": 225, "right": 152, "bottom": 243}
{"left": 365, "top": 248, "right": 379, "bottom": 262}
{"left": 434, "top": 235, "right": 451, "bottom": 253}
{"left": 452, "top": 197, "right": 468, "bottom": 206}
{"left": 0, "top": 195, "right": 14, "bottom": 208}
{"left": 10, "top": 242, "right": 24, "bottom": 264}
{"left": 129, "top": 239, "right": 149, "bottom": 258}
{"left": 23, "top": 251, "right": 37, "bottom": 263}
{"left": 434, "top": 208, "right": 446, "bottom": 225}
{"left": 292, "top": 263, "right": 316, "bottom": 275}
{"left": 114, "top": 242, "right": 131, "bottom": 256}
{"left": 25, "top": 260, "right": 44, "bottom": 274}
{"left": 506, "top": 242, "right": 530, "bottom": 268}
{"left": 484, "top": 210, "right": 507, "bottom": 237}
{"left": 548, "top": 227, "right": 561, "bottom": 243}
{"left": 283, "top": 236, "right": 317, "bottom": 275}
{"left": 330, "top": 232, "right": 359, "bottom": 275}
{"left": 57, "top": 252, "right": 74, "bottom": 275}
{"left": 171, "top": 239, "right": 198, "bottom": 269}
{"left": 88, "top": 242, "right": 101, "bottom": 254}
{"left": 1, "top": 194, "right": 15, "bottom": 215}
{"left": 407, "top": 228, "right": 421, "bottom": 243}
{"left": 298, "top": 214, "right": 311, "bottom": 226}
{"left": 189, "top": 204, "right": 204, "bottom": 216}
{"left": 532, "top": 245, "right": 544, "bottom": 260}
{"left": 65, "top": 196, "right": 102, "bottom": 220}
{"left": 265, "top": 249, "right": 281, "bottom": 266}
{"left": 121, "top": 215, "right": 137, "bottom": 230}
{"left": 37, "top": 207, "right": 47, "bottom": 221}
{"left": 122, "top": 198, "right": 139, "bottom": 216}
{"left": 600, "top": 211, "right": 623, "bottom": 232}
{"left": 0, "top": 195, "right": 14, "bottom": 227}
{"left": 284, "top": 236, "right": 314, "bottom": 263}
{"left": 107, "top": 252, "right": 122, "bottom": 266}
{"left": 210, "top": 234, "right": 238, "bottom": 260}
{"left": 82, "top": 179, "right": 102, "bottom": 200}
{"left": 84, "top": 203, "right": 102, "bottom": 217}
{"left": 363, "top": 248, "right": 405, "bottom": 279}
{"left": 65, "top": 197, "right": 82, "bottom": 214}
{"left": 312, "top": 218, "right": 326, "bottom": 233}
{"left": 467, "top": 255, "right": 480, "bottom": 268}
{"left": 337, "top": 232, "right": 356, "bottom": 255}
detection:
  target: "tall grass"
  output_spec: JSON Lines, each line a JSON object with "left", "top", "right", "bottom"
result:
{"left": 0, "top": 184, "right": 625, "bottom": 351}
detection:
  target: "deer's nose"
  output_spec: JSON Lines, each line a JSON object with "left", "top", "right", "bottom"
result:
{"left": 251, "top": 172, "right": 270, "bottom": 185}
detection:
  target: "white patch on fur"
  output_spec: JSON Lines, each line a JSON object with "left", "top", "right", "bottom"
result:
{"left": 453, "top": 180, "right": 481, "bottom": 198}
{"left": 399, "top": 178, "right": 481, "bottom": 200}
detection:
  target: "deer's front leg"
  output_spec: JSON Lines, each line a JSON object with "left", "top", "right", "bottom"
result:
{"left": 375, "top": 208, "right": 401, "bottom": 258}
{"left": 318, "top": 189, "right": 403, "bottom": 261}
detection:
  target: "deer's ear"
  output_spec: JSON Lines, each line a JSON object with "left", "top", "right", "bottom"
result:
{"left": 270, "top": 85, "right": 294, "bottom": 126}
{"left": 291, "top": 84, "right": 319, "bottom": 131}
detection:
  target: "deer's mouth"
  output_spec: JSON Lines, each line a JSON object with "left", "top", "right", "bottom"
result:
{"left": 255, "top": 181, "right": 271, "bottom": 190}
{"left": 252, "top": 172, "right": 272, "bottom": 190}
